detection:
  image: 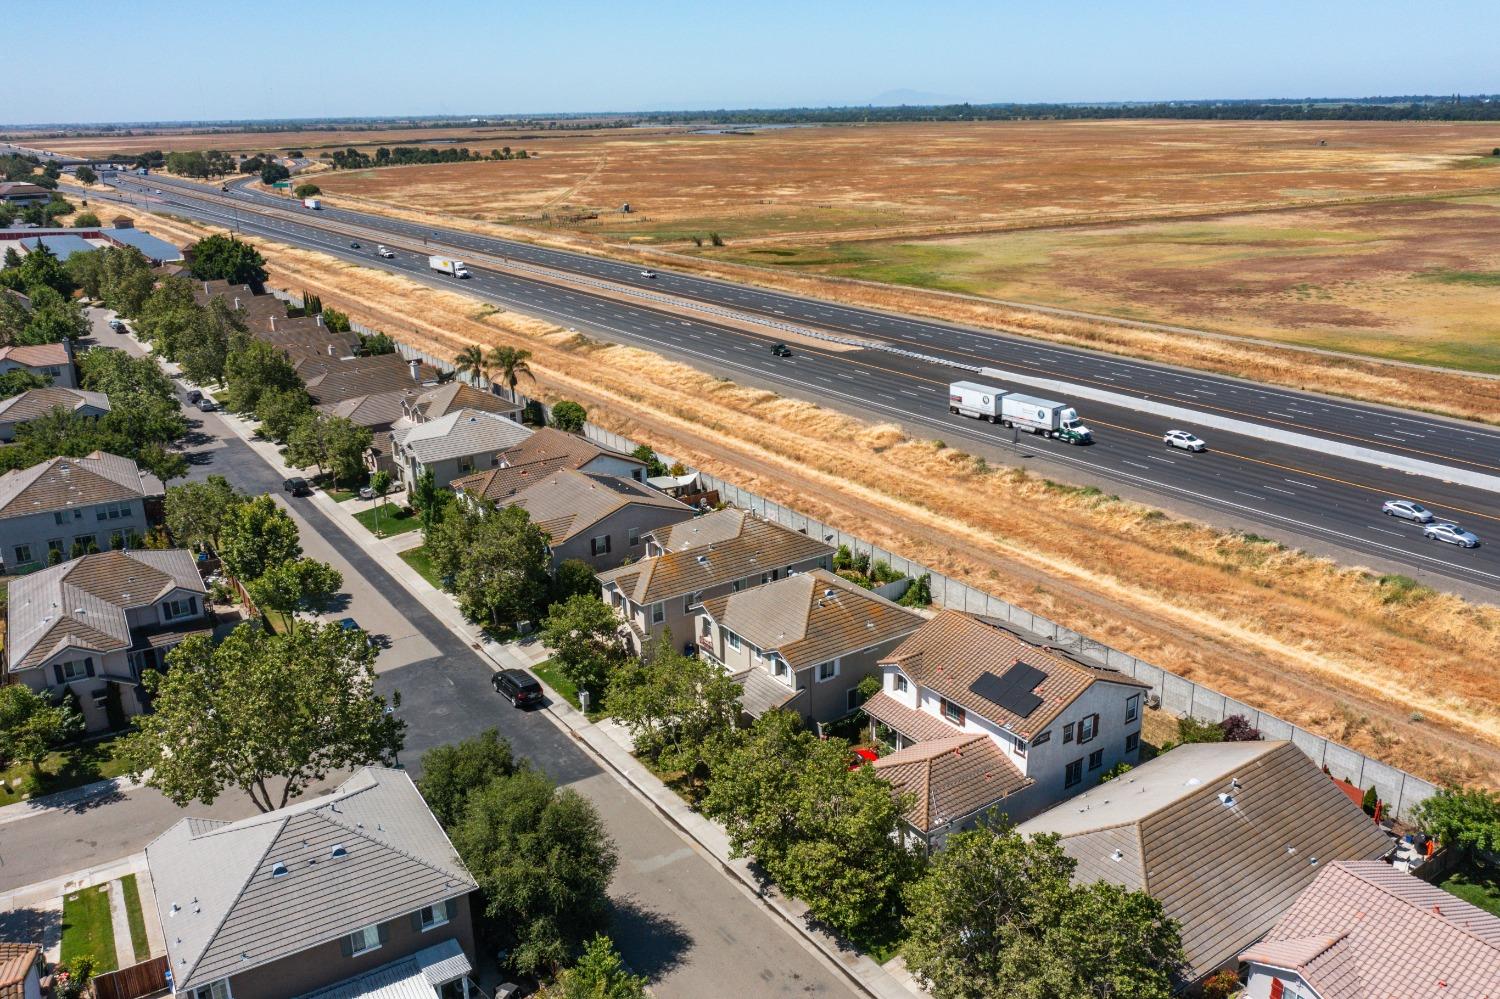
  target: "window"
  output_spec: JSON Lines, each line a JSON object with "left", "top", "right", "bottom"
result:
{"left": 628, "top": 526, "right": 641, "bottom": 547}
{"left": 61, "top": 659, "right": 91, "bottom": 681}
{"left": 684, "top": 590, "right": 703, "bottom": 613}
{"left": 1033, "top": 729, "right": 1051, "bottom": 746}
{"left": 773, "top": 658, "right": 789, "bottom": 680}
{"left": 940, "top": 698, "right": 965, "bottom": 726}
{"left": 1078, "top": 713, "right": 1099, "bottom": 744}
{"left": 590, "top": 534, "right": 611, "bottom": 556}
{"left": 1065, "top": 758, "right": 1083, "bottom": 788}
{"left": 1063, "top": 722, "right": 1075, "bottom": 744}
{"left": 47, "top": 538, "right": 63, "bottom": 557}
{"left": 1125, "top": 732, "right": 1139, "bottom": 754}
{"left": 348, "top": 924, "right": 381, "bottom": 956}
{"left": 846, "top": 688, "right": 861, "bottom": 712}
{"left": 1088, "top": 749, "right": 1103, "bottom": 771}
{"left": 894, "top": 674, "right": 908, "bottom": 693}
{"left": 12, "top": 544, "right": 30, "bottom": 565}
{"left": 418, "top": 903, "right": 450, "bottom": 931}
{"left": 727, "top": 631, "right": 741, "bottom": 651}
{"left": 1014, "top": 737, "right": 1027, "bottom": 760}
{"left": 457, "top": 457, "right": 474, "bottom": 473}
{"left": 190, "top": 981, "right": 232, "bottom": 999}
{"left": 95, "top": 500, "right": 132, "bottom": 522}
{"left": 1125, "top": 694, "right": 1140, "bottom": 723}
{"left": 163, "top": 597, "right": 198, "bottom": 620}
{"left": 817, "top": 660, "right": 840, "bottom": 682}
{"left": 650, "top": 602, "right": 665, "bottom": 624}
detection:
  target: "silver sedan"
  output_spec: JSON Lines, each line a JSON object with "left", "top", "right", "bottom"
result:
{"left": 1381, "top": 499, "right": 1434, "bottom": 523}
{"left": 1423, "top": 522, "right": 1480, "bottom": 548}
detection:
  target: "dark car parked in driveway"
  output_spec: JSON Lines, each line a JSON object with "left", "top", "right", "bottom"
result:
{"left": 492, "top": 669, "right": 543, "bottom": 708}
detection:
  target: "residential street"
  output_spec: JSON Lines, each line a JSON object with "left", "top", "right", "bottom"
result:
{"left": 0, "top": 316, "right": 859, "bottom": 998}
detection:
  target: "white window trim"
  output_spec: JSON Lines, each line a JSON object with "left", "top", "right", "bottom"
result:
{"left": 349, "top": 924, "right": 381, "bottom": 956}
{"left": 190, "top": 980, "right": 233, "bottom": 999}
{"left": 816, "top": 659, "right": 840, "bottom": 682}
{"left": 419, "top": 903, "right": 450, "bottom": 931}
{"left": 650, "top": 602, "right": 665, "bottom": 624}
{"left": 727, "top": 631, "right": 741, "bottom": 651}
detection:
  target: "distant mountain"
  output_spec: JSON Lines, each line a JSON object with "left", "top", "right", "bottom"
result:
{"left": 867, "top": 89, "right": 966, "bottom": 107}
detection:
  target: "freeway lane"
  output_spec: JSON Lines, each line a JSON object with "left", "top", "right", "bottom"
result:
{"left": 95, "top": 179, "right": 1500, "bottom": 593}
{"left": 188, "top": 172, "right": 1500, "bottom": 475}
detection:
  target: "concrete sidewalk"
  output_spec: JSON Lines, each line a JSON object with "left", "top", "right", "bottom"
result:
{"left": 0, "top": 853, "right": 157, "bottom": 965}
{"left": 204, "top": 386, "right": 920, "bottom": 999}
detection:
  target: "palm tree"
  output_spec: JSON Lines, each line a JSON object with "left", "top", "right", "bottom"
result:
{"left": 454, "top": 345, "right": 486, "bottom": 386}
{"left": 486, "top": 345, "right": 534, "bottom": 402}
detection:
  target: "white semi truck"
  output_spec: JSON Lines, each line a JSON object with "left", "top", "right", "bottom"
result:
{"left": 302, "top": 197, "right": 321, "bottom": 209}
{"left": 948, "top": 381, "right": 1093, "bottom": 444}
{"left": 429, "top": 255, "right": 472, "bottom": 278}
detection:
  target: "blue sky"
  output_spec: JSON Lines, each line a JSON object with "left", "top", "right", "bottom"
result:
{"left": 12, "top": 0, "right": 1497, "bottom": 124}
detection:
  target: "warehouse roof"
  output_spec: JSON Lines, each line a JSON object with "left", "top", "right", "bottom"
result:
{"left": 105, "top": 227, "right": 182, "bottom": 262}
{"left": 18, "top": 234, "right": 96, "bottom": 261}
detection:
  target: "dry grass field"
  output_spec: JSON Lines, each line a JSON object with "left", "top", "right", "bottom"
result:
{"left": 108, "top": 202, "right": 1500, "bottom": 789}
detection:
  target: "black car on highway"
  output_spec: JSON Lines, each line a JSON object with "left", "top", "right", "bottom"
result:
{"left": 771, "top": 343, "right": 792, "bottom": 357}
{"left": 492, "top": 669, "right": 543, "bottom": 708}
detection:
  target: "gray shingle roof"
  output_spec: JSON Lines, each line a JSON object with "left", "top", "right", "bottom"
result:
{"left": 148, "top": 767, "right": 476, "bottom": 992}
{"left": 0, "top": 451, "right": 162, "bottom": 522}
{"left": 499, "top": 469, "right": 690, "bottom": 544}
{"left": 393, "top": 408, "right": 532, "bottom": 464}
{"left": 0, "top": 387, "right": 109, "bottom": 426}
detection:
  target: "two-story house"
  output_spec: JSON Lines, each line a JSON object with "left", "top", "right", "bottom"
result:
{"left": 0, "top": 342, "right": 75, "bottom": 389}
{"left": 696, "top": 568, "right": 925, "bottom": 725}
{"left": 3, "top": 549, "right": 209, "bottom": 732}
{"left": 485, "top": 468, "right": 694, "bottom": 572}
{"left": 148, "top": 767, "right": 481, "bottom": 999}
{"left": 451, "top": 427, "right": 649, "bottom": 503}
{"left": 597, "top": 508, "right": 835, "bottom": 656}
{"left": 0, "top": 451, "right": 163, "bottom": 574}
{"left": 862, "top": 610, "right": 1153, "bottom": 846}
{"left": 390, "top": 408, "right": 534, "bottom": 491}
{"left": 0, "top": 387, "right": 110, "bottom": 442}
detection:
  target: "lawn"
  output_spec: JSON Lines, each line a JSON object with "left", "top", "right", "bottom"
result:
{"left": 0, "top": 736, "right": 132, "bottom": 800}
{"left": 119, "top": 874, "right": 151, "bottom": 963}
{"left": 399, "top": 545, "right": 444, "bottom": 589}
{"left": 353, "top": 502, "right": 422, "bottom": 537}
{"left": 1436, "top": 857, "right": 1500, "bottom": 916}
{"left": 61, "top": 883, "right": 119, "bottom": 972}
{"left": 529, "top": 658, "right": 580, "bottom": 710}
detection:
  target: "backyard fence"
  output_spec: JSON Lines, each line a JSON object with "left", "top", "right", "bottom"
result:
{"left": 267, "top": 286, "right": 1441, "bottom": 821}
{"left": 92, "top": 956, "right": 170, "bottom": 999}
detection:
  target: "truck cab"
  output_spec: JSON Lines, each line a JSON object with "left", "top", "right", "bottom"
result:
{"left": 1055, "top": 408, "right": 1093, "bottom": 445}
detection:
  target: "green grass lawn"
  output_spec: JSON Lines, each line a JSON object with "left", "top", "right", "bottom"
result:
{"left": 1437, "top": 858, "right": 1500, "bottom": 916}
{"left": 353, "top": 502, "right": 422, "bottom": 538}
{"left": 0, "top": 736, "right": 132, "bottom": 801}
{"left": 529, "top": 658, "right": 579, "bottom": 709}
{"left": 61, "top": 883, "right": 119, "bottom": 972}
{"left": 399, "top": 545, "right": 444, "bottom": 589}
{"left": 119, "top": 874, "right": 150, "bottom": 963}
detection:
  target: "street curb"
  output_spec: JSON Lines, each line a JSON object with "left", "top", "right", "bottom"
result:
{"left": 0, "top": 774, "right": 147, "bottom": 827}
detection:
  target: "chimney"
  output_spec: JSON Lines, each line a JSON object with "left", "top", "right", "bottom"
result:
{"left": 408, "top": 359, "right": 421, "bottom": 381}
{"left": 269, "top": 315, "right": 276, "bottom": 331}
{"left": 233, "top": 296, "right": 241, "bottom": 309}
{"left": 327, "top": 344, "right": 335, "bottom": 356}
{"left": 315, "top": 313, "right": 324, "bottom": 328}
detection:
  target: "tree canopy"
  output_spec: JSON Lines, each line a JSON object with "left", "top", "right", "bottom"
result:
{"left": 417, "top": 728, "right": 517, "bottom": 829}
{"left": 1413, "top": 786, "right": 1500, "bottom": 858}
{"left": 551, "top": 400, "right": 588, "bottom": 433}
{"left": 0, "top": 684, "right": 82, "bottom": 778}
{"left": 186, "top": 234, "right": 268, "bottom": 286}
{"left": 557, "top": 936, "right": 648, "bottom": 999}
{"left": 219, "top": 494, "right": 302, "bottom": 581}
{"left": 540, "top": 595, "right": 629, "bottom": 705}
{"left": 246, "top": 558, "right": 343, "bottom": 632}
{"left": 608, "top": 633, "right": 741, "bottom": 781}
{"left": 426, "top": 503, "right": 552, "bottom": 631}
{"left": 164, "top": 475, "right": 243, "bottom": 551}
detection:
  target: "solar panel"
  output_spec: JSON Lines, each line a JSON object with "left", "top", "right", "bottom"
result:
{"left": 969, "top": 662, "right": 1047, "bottom": 717}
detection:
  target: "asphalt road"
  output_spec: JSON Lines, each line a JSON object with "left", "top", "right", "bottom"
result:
{"left": 90, "top": 175, "right": 1500, "bottom": 594}
{"left": 0, "top": 316, "right": 857, "bottom": 998}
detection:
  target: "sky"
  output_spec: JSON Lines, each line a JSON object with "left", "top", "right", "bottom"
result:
{"left": 11, "top": 0, "right": 1499, "bottom": 125}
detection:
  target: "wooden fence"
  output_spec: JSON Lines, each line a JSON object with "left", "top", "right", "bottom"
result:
{"left": 92, "top": 956, "right": 169, "bottom": 999}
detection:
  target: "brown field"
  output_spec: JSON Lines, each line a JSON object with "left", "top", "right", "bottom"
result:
{"left": 108, "top": 201, "right": 1500, "bottom": 789}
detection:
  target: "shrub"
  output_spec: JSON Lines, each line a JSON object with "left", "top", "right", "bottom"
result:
{"left": 1362, "top": 785, "right": 1379, "bottom": 815}
{"left": 1200, "top": 969, "right": 1240, "bottom": 999}
{"left": 898, "top": 573, "right": 933, "bottom": 607}
{"left": 551, "top": 400, "right": 587, "bottom": 433}
{"left": 1176, "top": 715, "right": 1224, "bottom": 745}
{"left": 1219, "top": 714, "right": 1262, "bottom": 742}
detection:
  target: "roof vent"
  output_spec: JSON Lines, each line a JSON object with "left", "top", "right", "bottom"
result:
{"left": 331, "top": 844, "right": 347, "bottom": 858}
{"left": 1111, "top": 849, "right": 1124, "bottom": 862}
{"left": 1184, "top": 777, "right": 1200, "bottom": 787}
{"left": 823, "top": 588, "right": 835, "bottom": 598}
{"left": 270, "top": 861, "right": 288, "bottom": 878}
{"left": 696, "top": 554, "right": 709, "bottom": 565}
{"left": 1229, "top": 777, "right": 1241, "bottom": 789}
{"left": 1217, "top": 792, "right": 1236, "bottom": 807}
{"left": 1308, "top": 856, "right": 1318, "bottom": 867}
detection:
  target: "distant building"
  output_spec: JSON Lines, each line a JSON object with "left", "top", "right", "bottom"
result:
{"left": 0, "top": 387, "right": 110, "bottom": 442}
{"left": 0, "top": 226, "right": 181, "bottom": 264}
{"left": 0, "top": 341, "right": 75, "bottom": 388}
{"left": 0, "top": 451, "right": 162, "bottom": 572}
{"left": 0, "top": 182, "right": 50, "bottom": 206}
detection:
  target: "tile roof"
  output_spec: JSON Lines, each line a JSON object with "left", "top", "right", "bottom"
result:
{"left": 881, "top": 611, "right": 1149, "bottom": 740}
{"left": 319, "top": 390, "right": 411, "bottom": 429}
{"left": 0, "top": 182, "right": 49, "bottom": 197}
{"left": 451, "top": 456, "right": 578, "bottom": 503}
{"left": 699, "top": 568, "right": 923, "bottom": 672}
{"left": 0, "top": 342, "right": 70, "bottom": 368}
{"left": 873, "top": 733, "right": 1030, "bottom": 833}
{"left": 1017, "top": 741, "right": 1394, "bottom": 980}
{"left": 148, "top": 767, "right": 477, "bottom": 992}
{"left": 0, "top": 942, "right": 39, "bottom": 999}
{"left": 302, "top": 354, "right": 439, "bottom": 405}
{"left": 497, "top": 468, "right": 690, "bottom": 544}
{"left": 1241, "top": 861, "right": 1500, "bottom": 999}
{"left": 409, "top": 382, "right": 521, "bottom": 421}
{"left": 5, "top": 549, "right": 205, "bottom": 671}
{"left": 496, "top": 427, "right": 644, "bottom": 472}
{"left": 596, "top": 509, "right": 834, "bottom": 604}
{"left": 393, "top": 408, "right": 533, "bottom": 464}
{"left": 861, "top": 690, "right": 967, "bottom": 743}
{"left": 732, "top": 666, "right": 802, "bottom": 718}
{"left": 0, "top": 451, "right": 161, "bottom": 521}
{"left": 0, "top": 387, "right": 109, "bottom": 425}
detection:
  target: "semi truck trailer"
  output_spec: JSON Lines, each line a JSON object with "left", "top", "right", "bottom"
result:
{"left": 302, "top": 197, "right": 321, "bottom": 209}
{"left": 429, "top": 255, "right": 472, "bottom": 278}
{"left": 948, "top": 381, "right": 1093, "bottom": 444}
{"left": 948, "top": 381, "right": 1005, "bottom": 421}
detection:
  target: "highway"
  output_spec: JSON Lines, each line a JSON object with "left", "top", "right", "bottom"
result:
{"left": 91, "top": 172, "right": 1500, "bottom": 594}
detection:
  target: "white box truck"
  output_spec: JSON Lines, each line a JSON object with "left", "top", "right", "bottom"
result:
{"left": 948, "top": 381, "right": 1006, "bottom": 422}
{"left": 302, "top": 197, "right": 321, "bottom": 209}
{"left": 1001, "top": 393, "right": 1093, "bottom": 444}
{"left": 429, "top": 255, "right": 472, "bottom": 278}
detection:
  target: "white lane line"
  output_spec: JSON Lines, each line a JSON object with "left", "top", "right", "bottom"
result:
{"left": 1123, "top": 460, "right": 1149, "bottom": 470}
{"left": 898, "top": 389, "right": 922, "bottom": 397}
{"left": 1368, "top": 526, "right": 1406, "bottom": 538}
{"left": 1267, "top": 412, "right": 1293, "bottom": 419}
{"left": 1234, "top": 490, "right": 1266, "bottom": 500}
{"left": 1284, "top": 478, "right": 1319, "bottom": 489}
{"left": 1264, "top": 486, "right": 1297, "bottom": 496}
{"left": 1147, "top": 455, "right": 1175, "bottom": 464}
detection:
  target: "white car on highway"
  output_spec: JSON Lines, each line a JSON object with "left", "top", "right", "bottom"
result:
{"left": 1423, "top": 522, "right": 1480, "bottom": 548}
{"left": 640, "top": 269, "right": 657, "bottom": 278}
{"left": 377, "top": 246, "right": 395, "bottom": 258}
{"left": 1163, "top": 430, "right": 1206, "bottom": 452}
{"left": 1381, "top": 499, "right": 1434, "bottom": 523}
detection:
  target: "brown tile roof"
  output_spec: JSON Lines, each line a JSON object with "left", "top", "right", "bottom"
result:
{"left": 498, "top": 469, "right": 690, "bottom": 545}
{"left": 498, "top": 427, "right": 644, "bottom": 472}
{"left": 410, "top": 382, "right": 521, "bottom": 421}
{"left": 0, "top": 342, "right": 70, "bottom": 368}
{"left": 873, "top": 733, "right": 1029, "bottom": 833}
{"left": 881, "top": 611, "right": 1148, "bottom": 740}
{"left": 0, "top": 387, "right": 109, "bottom": 425}
{"left": 1017, "top": 741, "right": 1394, "bottom": 981}
{"left": 0, "top": 451, "right": 162, "bottom": 521}
{"left": 1241, "top": 861, "right": 1500, "bottom": 999}
{"left": 700, "top": 568, "right": 923, "bottom": 672}
{"left": 732, "top": 666, "right": 803, "bottom": 718}
{"left": 190, "top": 280, "right": 255, "bottom": 306}
{"left": 597, "top": 509, "right": 834, "bottom": 604}
{"left": 0, "top": 182, "right": 49, "bottom": 198}
{"left": 452, "top": 456, "right": 577, "bottom": 503}
{"left": 317, "top": 390, "right": 410, "bottom": 429}
{"left": 861, "top": 690, "right": 966, "bottom": 743}
{"left": 0, "top": 941, "right": 40, "bottom": 999}
{"left": 303, "top": 354, "right": 438, "bottom": 405}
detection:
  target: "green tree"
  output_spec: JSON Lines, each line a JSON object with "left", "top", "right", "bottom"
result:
{"left": 0, "top": 368, "right": 48, "bottom": 398}
{"left": 902, "top": 823, "right": 1182, "bottom": 999}
{"left": 78, "top": 346, "right": 177, "bottom": 402}
{"left": 486, "top": 345, "right": 533, "bottom": 401}
{"left": 551, "top": 557, "right": 600, "bottom": 604}
{"left": 254, "top": 385, "right": 313, "bottom": 443}
{"left": 454, "top": 344, "right": 486, "bottom": 385}
{"left": 629, "top": 444, "right": 668, "bottom": 478}
{"left": 121, "top": 622, "right": 403, "bottom": 811}
{"left": 450, "top": 505, "right": 552, "bottom": 631}
{"left": 260, "top": 161, "right": 291, "bottom": 185}
{"left": 609, "top": 634, "right": 741, "bottom": 779}
{"left": 219, "top": 495, "right": 302, "bottom": 581}
{"left": 285, "top": 413, "right": 372, "bottom": 486}
{"left": 451, "top": 767, "right": 617, "bottom": 974}
{"left": 369, "top": 470, "right": 394, "bottom": 536}
{"left": 178, "top": 298, "right": 246, "bottom": 387}
{"left": 164, "top": 475, "right": 243, "bottom": 550}
{"left": 292, "top": 183, "right": 321, "bottom": 198}
{"left": 0, "top": 684, "right": 82, "bottom": 778}
{"left": 1413, "top": 786, "right": 1500, "bottom": 859}
{"left": 134, "top": 275, "right": 199, "bottom": 357}
{"left": 1175, "top": 715, "right": 1224, "bottom": 745}
{"left": 541, "top": 595, "right": 628, "bottom": 704}
{"left": 71, "top": 211, "right": 101, "bottom": 229}
{"left": 558, "top": 935, "right": 648, "bottom": 999}
{"left": 412, "top": 468, "right": 443, "bottom": 532}
{"left": 247, "top": 558, "right": 343, "bottom": 633}
{"left": 417, "top": 729, "right": 517, "bottom": 829}
{"left": 551, "top": 400, "right": 587, "bottom": 433}
{"left": 321, "top": 307, "right": 352, "bottom": 334}
{"left": 74, "top": 165, "right": 98, "bottom": 185}
{"left": 15, "top": 287, "right": 87, "bottom": 343}
{"left": 186, "top": 234, "right": 268, "bottom": 286}
{"left": 359, "top": 330, "right": 396, "bottom": 355}
{"left": 224, "top": 337, "right": 303, "bottom": 413}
